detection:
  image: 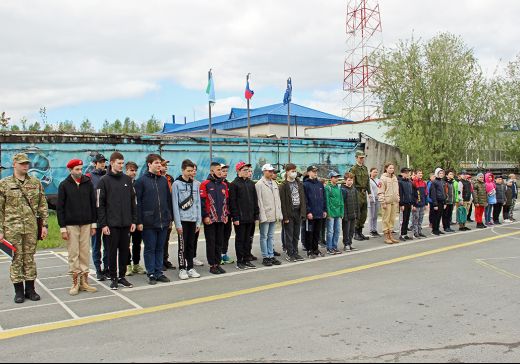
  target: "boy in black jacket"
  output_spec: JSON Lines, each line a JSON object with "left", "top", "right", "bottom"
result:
{"left": 97, "top": 152, "right": 137, "bottom": 290}
{"left": 57, "top": 159, "right": 98, "bottom": 296}
{"left": 398, "top": 168, "right": 414, "bottom": 241}
{"left": 229, "top": 162, "right": 260, "bottom": 269}
{"left": 135, "top": 154, "right": 173, "bottom": 285}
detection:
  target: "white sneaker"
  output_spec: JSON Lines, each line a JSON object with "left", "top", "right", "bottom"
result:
{"left": 188, "top": 269, "right": 201, "bottom": 278}
{"left": 504, "top": 219, "right": 512, "bottom": 223}
{"left": 193, "top": 258, "right": 204, "bottom": 267}
{"left": 179, "top": 269, "right": 189, "bottom": 280}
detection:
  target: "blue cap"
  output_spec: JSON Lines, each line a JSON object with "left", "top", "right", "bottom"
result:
{"left": 328, "top": 171, "right": 341, "bottom": 178}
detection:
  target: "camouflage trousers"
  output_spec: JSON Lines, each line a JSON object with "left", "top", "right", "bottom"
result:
{"left": 9, "top": 232, "right": 38, "bottom": 284}
{"left": 356, "top": 191, "right": 368, "bottom": 230}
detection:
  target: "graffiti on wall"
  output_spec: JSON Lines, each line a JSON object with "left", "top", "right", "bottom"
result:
{"left": 0, "top": 137, "right": 359, "bottom": 200}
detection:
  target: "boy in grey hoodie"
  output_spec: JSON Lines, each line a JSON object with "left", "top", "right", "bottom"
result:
{"left": 172, "top": 159, "right": 202, "bottom": 281}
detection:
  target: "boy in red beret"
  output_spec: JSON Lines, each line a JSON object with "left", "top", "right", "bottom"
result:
{"left": 57, "top": 159, "right": 98, "bottom": 296}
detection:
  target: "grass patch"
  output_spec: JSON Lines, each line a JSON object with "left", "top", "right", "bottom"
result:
{"left": 38, "top": 211, "right": 65, "bottom": 250}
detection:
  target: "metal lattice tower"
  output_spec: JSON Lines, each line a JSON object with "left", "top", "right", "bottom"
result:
{"left": 343, "top": 0, "right": 383, "bottom": 121}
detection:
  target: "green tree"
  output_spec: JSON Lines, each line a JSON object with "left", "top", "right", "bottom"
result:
{"left": 56, "top": 121, "right": 76, "bottom": 132}
{"left": 101, "top": 119, "right": 111, "bottom": 133}
{"left": 10, "top": 125, "right": 20, "bottom": 131}
{"left": 112, "top": 119, "right": 123, "bottom": 133}
{"left": 28, "top": 121, "right": 42, "bottom": 132}
{"left": 503, "top": 54, "right": 520, "bottom": 163}
{"left": 79, "top": 118, "right": 95, "bottom": 133}
{"left": 373, "top": 33, "right": 503, "bottom": 171}
{"left": 141, "top": 115, "right": 163, "bottom": 134}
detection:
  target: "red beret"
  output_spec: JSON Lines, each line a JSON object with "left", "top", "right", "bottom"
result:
{"left": 67, "top": 159, "right": 83, "bottom": 169}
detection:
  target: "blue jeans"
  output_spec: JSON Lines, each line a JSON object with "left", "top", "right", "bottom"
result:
{"left": 326, "top": 217, "right": 341, "bottom": 250}
{"left": 259, "top": 222, "right": 276, "bottom": 258}
{"left": 91, "top": 228, "right": 108, "bottom": 272}
{"left": 485, "top": 205, "right": 494, "bottom": 224}
{"left": 142, "top": 228, "right": 168, "bottom": 278}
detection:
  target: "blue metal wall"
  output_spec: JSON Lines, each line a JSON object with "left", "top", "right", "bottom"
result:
{"left": 0, "top": 134, "right": 360, "bottom": 199}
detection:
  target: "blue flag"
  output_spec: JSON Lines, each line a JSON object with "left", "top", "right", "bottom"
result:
{"left": 283, "top": 77, "right": 292, "bottom": 105}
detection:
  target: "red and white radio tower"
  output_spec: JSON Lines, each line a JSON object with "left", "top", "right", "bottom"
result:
{"left": 343, "top": 0, "right": 383, "bottom": 121}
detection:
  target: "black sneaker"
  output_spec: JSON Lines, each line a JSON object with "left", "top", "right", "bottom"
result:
{"left": 327, "top": 249, "right": 336, "bottom": 255}
{"left": 148, "top": 276, "right": 157, "bottom": 285}
{"left": 419, "top": 233, "right": 427, "bottom": 238}
{"left": 110, "top": 279, "right": 118, "bottom": 290}
{"left": 399, "top": 236, "right": 406, "bottom": 242}
{"left": 334, "top": 248, "right": 343, "bottom": 255}
{"left": 444, "top": 228, "right": 455, "bottom": 233}
{"left": 274, "top": 251, "right": 281, "bottom": 257}
{"left": 217, "top": 266, "right": 226, "bottom": 274}
{"left": 236, "top": 262, "right": 247, "bottom": 270}
{"left": 262, "top": 258, "right": 273, "bottom": 267}
{"left": 308, "top": 253, "right": 316, "bottom": 259}
{"left": 244, "top": 261, "right": 257, "bottom": 269}
{"left": 118, "top": 278, "right": 133, "bottom": 288}
{"left": 370, "top": 231, "right": 381, "bottom": 237}
{"left": 404, "top": 235, "right": 412, "bottom": 241}
{"left": 271, "top": 258, "right": 282, "bottom": 266}
{"left": 157, "top": 275, "right": 170, "bottom": 283}
{"left": 248, "top": 255, "right": 258, "bottom": 261}
{"left": 164, "top": 261, "right": 175, "bottom": 270}
{"left": 286, "top": 256, "right": 296, "bottom": 262}
{"left": 96, "top": 271, "right": 106, "bottom": 281}
{"left": 209, "top": 266, "right": 221, "bottom": 275}
{"left": 294, "top": 254, "right": 305, "bottom": 261}
{"left": 439, "top": 231, "right": 445, "bottom": 235}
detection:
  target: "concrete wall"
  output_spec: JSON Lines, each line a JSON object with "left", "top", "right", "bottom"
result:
{"left": 363, "top": 137, "right": 405, "bottom": 174}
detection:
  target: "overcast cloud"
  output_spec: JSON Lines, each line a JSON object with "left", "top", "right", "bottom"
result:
{"left": 0, "top": 0, "right": 519, "bottom": 122}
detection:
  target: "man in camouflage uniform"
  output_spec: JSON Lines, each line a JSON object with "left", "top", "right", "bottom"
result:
{"left": 0, "top": 153, "right": 49, "bottom": 304}
{"left": 350, "top": 151, "right": 372, "bottom": 241}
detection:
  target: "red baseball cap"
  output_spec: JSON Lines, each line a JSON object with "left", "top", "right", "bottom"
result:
{"left": 235, "top": 161, "right": 252, "bottom": 172}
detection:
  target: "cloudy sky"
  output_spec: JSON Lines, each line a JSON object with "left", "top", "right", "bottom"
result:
{"left": 0, "top": 0, "right": 518, "bottom": 127}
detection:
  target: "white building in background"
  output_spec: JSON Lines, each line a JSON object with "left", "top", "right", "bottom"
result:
{"left": 304, "top": 119, "right": 391, "bottom": 144}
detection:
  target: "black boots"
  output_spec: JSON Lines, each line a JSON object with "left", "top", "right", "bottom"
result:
{"left": 354, "top": 228, "right": 370, "bottom": 241}
{"left": 14, "top": 282, "right": 25, "bottom": 304}
{"left": 24, "top": 280, "right": 41, "bottom": 301}
{"left": 13, "top": 281, "right": 41, "bottom": 303}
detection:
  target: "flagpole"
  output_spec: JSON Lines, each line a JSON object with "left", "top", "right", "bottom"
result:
{"left": 288, "top": 100, "right": 291, "bottom": 163}
{"left": 247, "top": 73, "right": 252, "bottom": 164}
{"left": 209, "top": 101, "right": 213, "bottom": 163}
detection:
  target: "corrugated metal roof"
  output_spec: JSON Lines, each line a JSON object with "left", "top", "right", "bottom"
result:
{"left": 162, "top": 103, "right": 352, "bottom": 134}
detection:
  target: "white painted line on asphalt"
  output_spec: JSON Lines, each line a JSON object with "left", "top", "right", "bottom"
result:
{"left": 39, "top": 274, "right": 71, "bottom": 281}
{"left": 0, "top": 302, "right": 60, "bottom": 314}
{"left": 130, "top": 221, "right": 520, "bottom": 292}
{"left": 34, "top": 265, "right": 69, "bottom": 270}
{"left": 51, "top": 252, "right": 143, "bottom": 310}
{"left": 35, "top": 279, "right": 79, "bottom": 320}
{"left": 0, "top": 295, "right": 118, "bottom": 316}
{"left": 477, "top": 256, "right": 520, "bottom": 261}
{"left": 63, "top": 295, "right": 116, "bottom": 304}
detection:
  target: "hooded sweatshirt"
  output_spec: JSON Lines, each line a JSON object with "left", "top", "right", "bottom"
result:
{"left": 485, "top": 173, "right": 497, "bottom": 205}
{"left": 430, "top": 168, "right": 447, "bottom": 207}
{"left": 172, "top": 175, "right": 202, "bottom": 228}
{"left": 398, "top": 175, "right": 414, "bottom": 206}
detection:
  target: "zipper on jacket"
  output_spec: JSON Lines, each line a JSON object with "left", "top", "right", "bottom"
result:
{"left": 154, "top": 176, "right": 163, "bottom": 230}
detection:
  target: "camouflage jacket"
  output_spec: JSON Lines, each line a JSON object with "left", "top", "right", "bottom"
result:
{"left": 0, "top": 175, "right": 49, "bottom": 236}
{"left": 350, "top": 164, "right": 371, "bottom": 195}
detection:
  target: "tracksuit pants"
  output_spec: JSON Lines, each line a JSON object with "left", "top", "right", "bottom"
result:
{"left": 204, "top": 223, "right": 225, "bottom": 266}
{"left": 106, "top": 227, "right": 131, "bottom": 279}
{"left": 235, "top": 222, "right": 256, "bottom": 264}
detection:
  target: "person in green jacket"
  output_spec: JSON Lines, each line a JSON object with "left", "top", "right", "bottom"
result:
{"left": 325, "top": 171, "right": 344, "bottom": 255}
{"left": 473, "top": 173, "right": 488, "bottom": 229}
